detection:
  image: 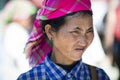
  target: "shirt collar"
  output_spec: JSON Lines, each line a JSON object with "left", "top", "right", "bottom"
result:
{"left": 44, "top": 53, "right": 83, "bottom": 79}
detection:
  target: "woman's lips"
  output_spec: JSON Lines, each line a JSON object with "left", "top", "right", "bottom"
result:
{"left": 75, "top": 48, "right": 84, "bottom": 50}
{"left": 75, "top": 48, "right": 84, "bottom": 53}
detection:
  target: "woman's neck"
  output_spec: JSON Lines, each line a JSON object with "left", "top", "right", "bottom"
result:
{"left": 50, "top": 52, "right": 77, "bottom": 65}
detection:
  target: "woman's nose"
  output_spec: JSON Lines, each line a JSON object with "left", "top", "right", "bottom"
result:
{"left": 77, "top": 36, "right": 87, "bottom": 47}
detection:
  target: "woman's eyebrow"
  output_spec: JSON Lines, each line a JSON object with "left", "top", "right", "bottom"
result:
{"left": 72, "top": 26, "right": 93, "bottom": 32}
{"left": 87, "top": 27, "right": 93, "bottom": 31}
{"left": 74, "top": 27, "right": 82, "bottom": 31}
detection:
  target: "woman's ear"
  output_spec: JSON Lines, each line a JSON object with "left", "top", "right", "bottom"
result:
{"left": 44, "top": 24, "right": 54, "bottom": 40}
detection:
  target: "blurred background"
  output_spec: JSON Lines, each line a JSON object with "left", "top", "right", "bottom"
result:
{"left": 0, "top": 0, "right": 119, "bottom": 80}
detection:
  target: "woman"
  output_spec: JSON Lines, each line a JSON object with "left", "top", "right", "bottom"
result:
{"left": 17, "top": 0, "right": 110, "bottom": 80}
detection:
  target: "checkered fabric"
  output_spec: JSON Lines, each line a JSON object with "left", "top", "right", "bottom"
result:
{"left": 25, "top": 0, "right": 92, "bottom": 67}
{"left": 17, "top": 53, "right": 110, "bottom": 80}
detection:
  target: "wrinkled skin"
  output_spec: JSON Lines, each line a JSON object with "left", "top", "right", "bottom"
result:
{"left": 45, "top": 13, "right": 94, "bottom": 65}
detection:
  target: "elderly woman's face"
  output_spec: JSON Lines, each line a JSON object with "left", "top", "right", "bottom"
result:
{"left": 47, "top": 13, "right": 94, "bottom": 64}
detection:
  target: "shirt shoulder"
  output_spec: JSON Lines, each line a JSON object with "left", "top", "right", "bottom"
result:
{"left": 17, "top": 62, "right": 47, "bottom": 80}
{"left": 96, "top": 67, "right": 110, "bottom": 80}
{"left": 83, "top": 63, "right": 110, "bottom": 80}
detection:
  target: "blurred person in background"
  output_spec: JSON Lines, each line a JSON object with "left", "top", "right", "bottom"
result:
{"left": 104, "top": 0, "right": 120, "bottom": 80}
{"left": 91, "top": 0, "right": 109, "bottom": 44}
{"left": 30, "top": 0, "right": 42, "bottom": 9}
{"left": 2, "top": 0, "right": 37, "bottom": 80}
{"left": 0, "top": 0, "right": 10, "bottom": 80}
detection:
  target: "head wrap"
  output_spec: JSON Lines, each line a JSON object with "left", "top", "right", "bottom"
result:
{"left": 25, "top": 0, "right": 92, "bottom": 67}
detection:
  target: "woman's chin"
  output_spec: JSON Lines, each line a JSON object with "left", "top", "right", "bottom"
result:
{"left": 71, "top": 51, "right": 83, "bottom": 61}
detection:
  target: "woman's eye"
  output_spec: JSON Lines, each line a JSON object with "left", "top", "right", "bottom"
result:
{"left": 87, "top": 29, "right": 93, "bottom": 33}
{"left": 71, "top": 31, "right": 79, "bottom": 35}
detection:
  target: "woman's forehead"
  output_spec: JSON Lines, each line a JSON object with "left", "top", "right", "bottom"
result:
{"left": 65, "top": 12, "right": 92, "bottom": 20}
{"left": 62, "top": 15, "right": 93, "bottom": 30}
{"left": 65, "top": 14, "right": 92, "bottom": 25}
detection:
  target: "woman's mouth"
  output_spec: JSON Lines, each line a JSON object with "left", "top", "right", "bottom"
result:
{"left": 75, "top": 48, "right": 85, "bottom": 52}
{"left": 75, "top": 48, "right": 84, "bottom": 50}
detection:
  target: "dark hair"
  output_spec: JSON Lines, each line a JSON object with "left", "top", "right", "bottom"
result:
{"left": 41, "top": 10, "right": 92, "bottom": 32}
{"left": 40, "top": 10, "right": 92, "bottom": 36}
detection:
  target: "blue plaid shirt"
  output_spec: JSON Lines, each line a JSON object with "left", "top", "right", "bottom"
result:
{"left": 17, "top": 53, "right": 110, "bottom": 80}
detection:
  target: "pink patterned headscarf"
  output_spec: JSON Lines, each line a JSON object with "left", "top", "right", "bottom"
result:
{"left": 25, "top": 0, "right": 92, "bottom": 67}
